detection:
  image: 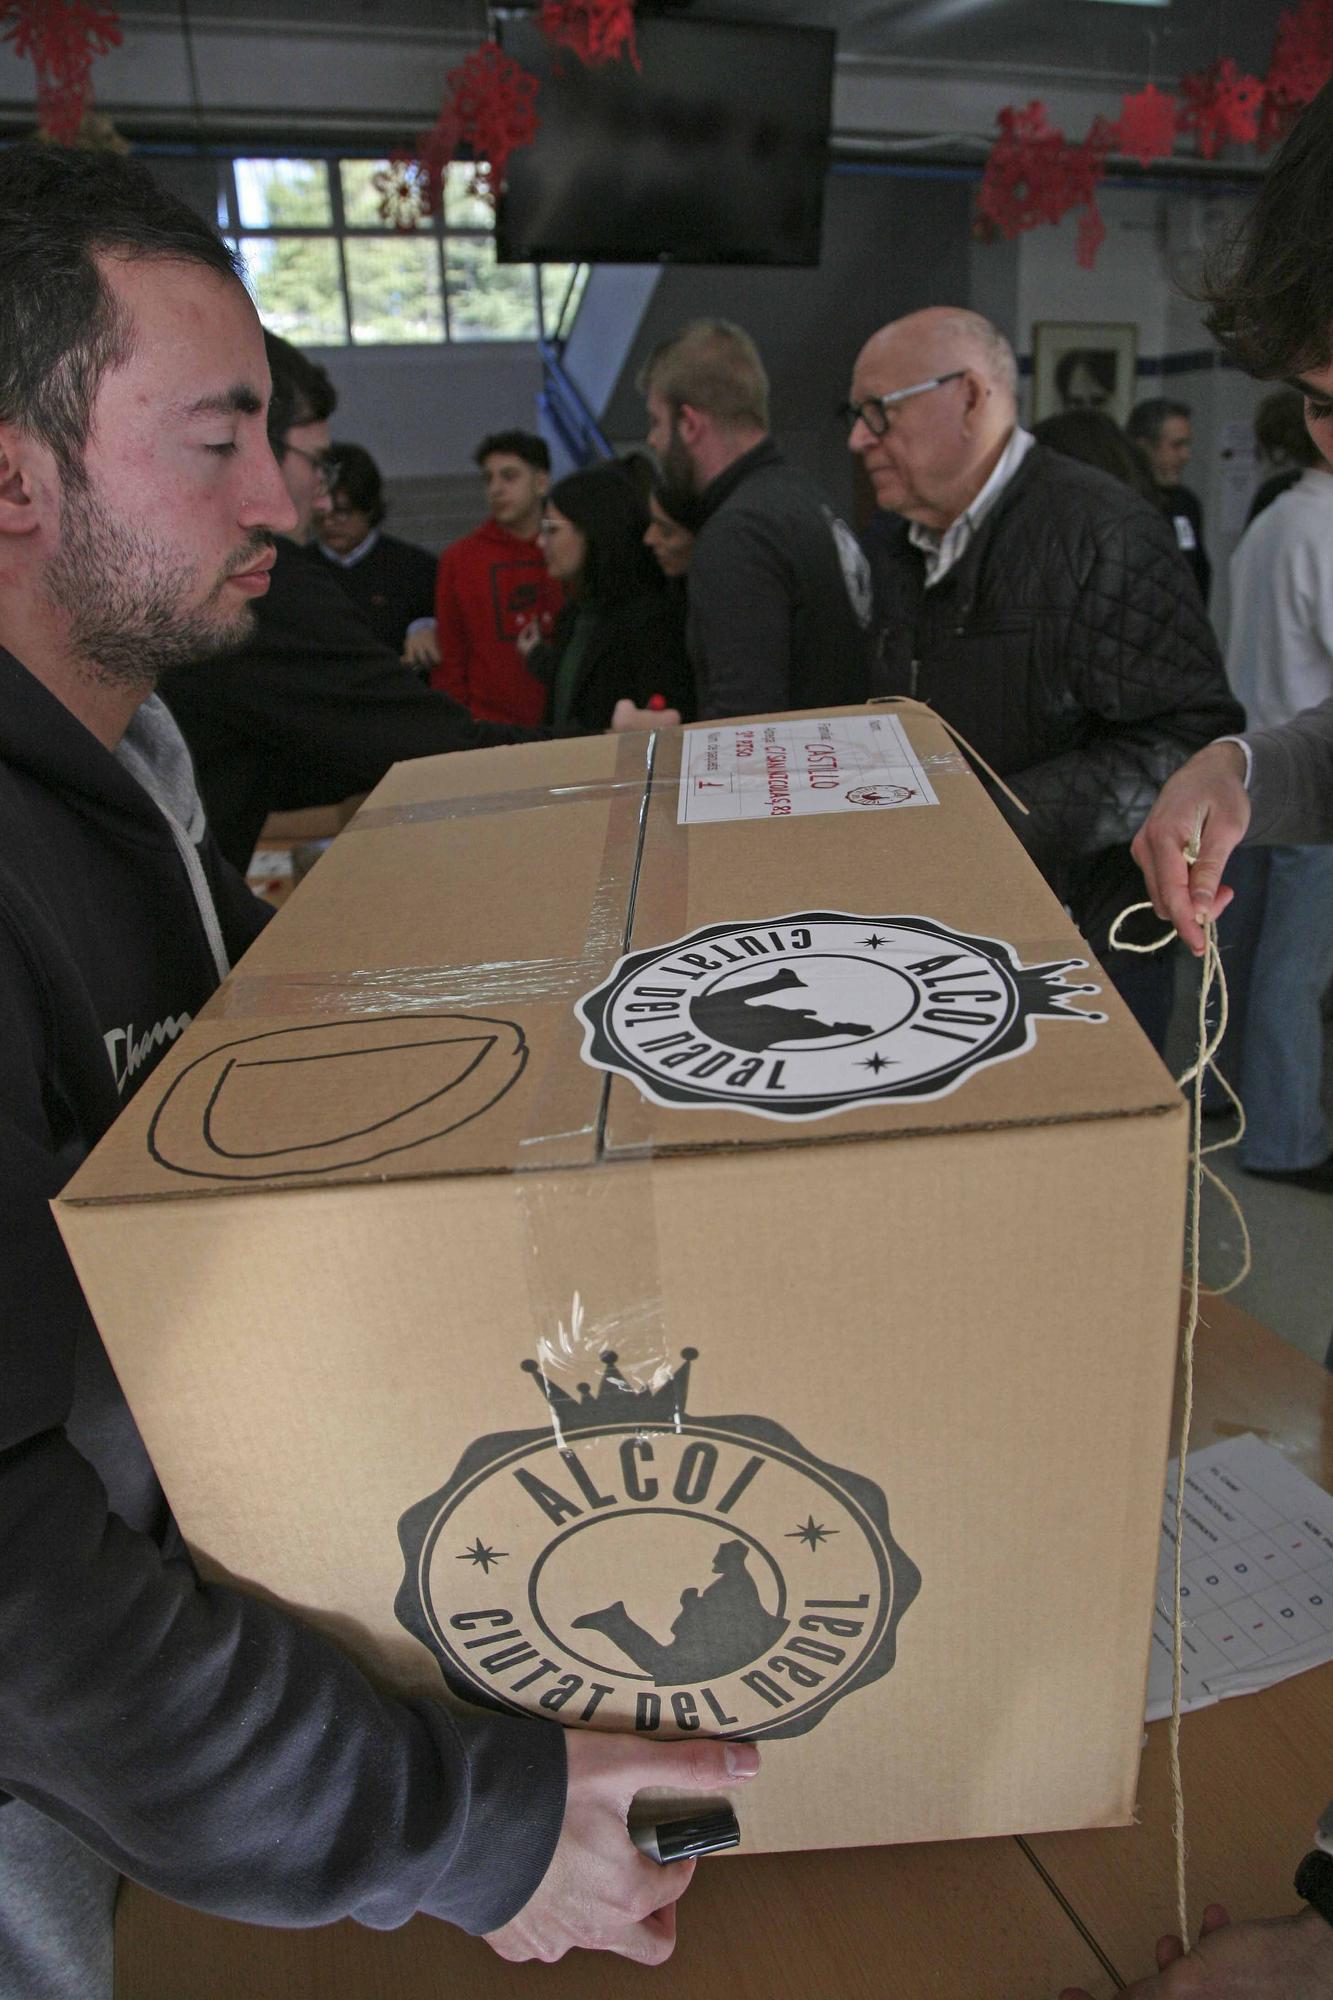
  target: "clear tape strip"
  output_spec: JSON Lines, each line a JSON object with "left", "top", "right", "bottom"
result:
{"left": 514, "top": 728, "right": 687, "bottom": 1419}
{"left": 213, "top": 753, "right": 652, "bottom": 1022}
{"left": 213, "top": 953, "right": 614, "bottom": 1020}
{"left": 347, "top": 777, "right": 648, "bottom": 833}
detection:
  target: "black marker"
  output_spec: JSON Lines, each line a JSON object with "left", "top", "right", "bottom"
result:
{"left": 629, "top": 1807, "right": 741, "bottom": 1865}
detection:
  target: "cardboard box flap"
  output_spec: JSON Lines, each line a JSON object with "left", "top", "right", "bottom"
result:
{"left": 598, "top": 708, "right": 1181, "bottom": 1154}
{"left": 63, "top": 734, "right": 647, "bottom": 1203}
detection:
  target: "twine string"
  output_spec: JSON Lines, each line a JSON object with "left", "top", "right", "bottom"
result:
{"left": 1107, "top": 825, "right": 1252, "bottom": 1952}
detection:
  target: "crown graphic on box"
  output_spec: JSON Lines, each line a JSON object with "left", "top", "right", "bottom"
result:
{"left": 520, "top": 1347, "right": 698, "bottom": 1432}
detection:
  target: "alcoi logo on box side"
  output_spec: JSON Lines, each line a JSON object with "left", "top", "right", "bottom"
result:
{"left": 576, "top": 912, "right": 1105, "bottom": 1119}
{"left": 396, "top": 1349, "right": 920, "bottom": 1741}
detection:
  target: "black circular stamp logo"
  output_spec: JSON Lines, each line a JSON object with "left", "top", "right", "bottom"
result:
{"left": 576, "top": 911, "right": 1104, "bottom": 1119}
{"left": 396, "top": 1350, "right": 920, "bottom": 1740}
{"left": 845, "top": 783, "right": 915, "bottom": 807}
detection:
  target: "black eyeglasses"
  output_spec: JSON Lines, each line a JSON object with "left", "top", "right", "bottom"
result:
{"left": 283, "top": 444, "right": 342, "bottom": 490}
{"left": 839, "top": 370, "right": 966, "bottom": 438}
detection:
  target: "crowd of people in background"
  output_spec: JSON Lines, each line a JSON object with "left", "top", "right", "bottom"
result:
{"left": 8, "top": 75, "right": 1333, "bottom": 1997}
{"left": 260, "top": 303, "right": 1327, "bottom": 1190}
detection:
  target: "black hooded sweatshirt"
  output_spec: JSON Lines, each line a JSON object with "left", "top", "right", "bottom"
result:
{"left": 0, "top": 648, "right": 565, "bottom": 1930}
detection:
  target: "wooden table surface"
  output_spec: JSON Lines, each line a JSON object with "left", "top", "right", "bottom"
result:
{"left": 114, "top": 1293, "right": 1332, "bottom": 1999}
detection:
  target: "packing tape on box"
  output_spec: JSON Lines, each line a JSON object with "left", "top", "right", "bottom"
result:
{"left": 213, "top": 736, "right": 655, "bottom": 1022}
{"left": 511, "top": 728, "right": 691, "bottom": 1422}
{"left": 346, "top": 776, "right": 650, "bottom": 833}
{"left": 211, "top": 951, "right": 619, "bottom": 1018}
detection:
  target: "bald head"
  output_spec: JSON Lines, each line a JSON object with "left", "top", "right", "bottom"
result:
{"left": 848, "top": 308, "right": 1020, "bottom": 529}
{"left": 859, "top": 309, "right": 1017, "bottom": 409}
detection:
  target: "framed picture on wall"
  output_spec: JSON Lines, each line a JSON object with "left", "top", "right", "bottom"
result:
{"left": 1031, "top": 322, "right": 1139, "bottom": 427}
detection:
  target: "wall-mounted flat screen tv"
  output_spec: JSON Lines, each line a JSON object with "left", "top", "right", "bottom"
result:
{"left": 494, "top": 15, "right": 835, "bottom": 267}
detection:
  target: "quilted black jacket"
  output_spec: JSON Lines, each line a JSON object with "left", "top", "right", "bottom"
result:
{"left": 866, "top": 444, "right": 1244, "bottom": 950}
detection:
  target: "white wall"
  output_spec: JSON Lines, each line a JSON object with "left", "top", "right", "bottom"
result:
{"left": 1002, "top": 182, "right": 1263, "bottom": 645}
{"left": 308, "top": 341, "right": 544, "bottom": 481}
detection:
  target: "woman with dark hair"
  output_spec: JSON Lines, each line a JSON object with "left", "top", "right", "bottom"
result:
{"left": 1031, "top": 409, "right": 1158, "bottom": 502}
{"left": 644, "top": 475, "right": 703, "bottom": 580}
{"left": 519, "top": 466, "right": 695, "bottom": 729}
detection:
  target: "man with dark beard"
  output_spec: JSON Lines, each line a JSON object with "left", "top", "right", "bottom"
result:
{"left": 639, "top": 319, "right": 872, "bottom": 718}
{"left": 0, "top": 144, "right": 755, "bottom": 2000}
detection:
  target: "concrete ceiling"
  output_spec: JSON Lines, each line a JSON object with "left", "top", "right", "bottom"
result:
{"left": 124, "top": 1, "right": 1286, "bottom": 83}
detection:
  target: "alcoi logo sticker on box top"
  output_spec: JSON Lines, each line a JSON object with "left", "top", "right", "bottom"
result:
{"left": 576, "top": 912, "right": 1105, "bottom": 1120}
{"left": 396, "top": 1348, "right": 920, "bottom": 1740}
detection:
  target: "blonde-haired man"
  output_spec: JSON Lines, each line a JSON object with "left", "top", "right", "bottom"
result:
{"left": 641, "top": 319, "right": 872, "bottom": 718}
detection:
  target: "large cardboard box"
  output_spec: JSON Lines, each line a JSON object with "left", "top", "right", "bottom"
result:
{"left": 56, "top": 704, "right": 1187, "bottom": 1855}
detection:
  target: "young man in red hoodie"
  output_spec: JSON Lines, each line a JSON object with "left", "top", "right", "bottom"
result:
{"left": 432, "top": 430, "right": 566, "bottom": 724}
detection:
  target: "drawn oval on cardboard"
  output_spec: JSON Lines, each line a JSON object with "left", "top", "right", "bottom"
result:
{"left": 577, "top": 911, "right": 1105, "bottom": 1119}
{"left": 396, "top": 1348, "right": 920, "bottom": 1741}
{"left": 147, "top": 1014, "right": 527, "bottom": 1180}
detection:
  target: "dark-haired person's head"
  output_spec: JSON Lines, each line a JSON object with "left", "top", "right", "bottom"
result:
{"left": 1127, "top": 397, "right": 1193, "bottom": 488}
{"left": 1202, "top": 82, "right": 1333, "bottom": 467}
{"left": 1254, "top": 387, "right": 1325, "bottom": 469}
{"left": 263, "top": 330, "right": 338, "bottom": 543}
{"left": 0, "top": 143, "right": 294, "bottom": 717}
{"left": 475, "top": 429, "right": 549, "bottom": 536}
{"left": 321, "top": 441, "right": 386, "bottom": 556}
{"left": 1205, "top": 79, "right": 1333, "bottom": 384}
{"left": 1032, "top": 409, "right": 1158, "bottom": 502}
{"left": 644, "top": 474, "right": 703, "bottom": 579}
{"left": 540, "top": 465, "right": 657, "bottom": 603}
{"left": 1053, "top": 347, "right": 1118, "bottom": 412}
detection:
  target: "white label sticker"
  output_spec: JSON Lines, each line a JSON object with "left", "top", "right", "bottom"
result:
{"left": 676, "top": 713, "right": 938, "bottom": 826}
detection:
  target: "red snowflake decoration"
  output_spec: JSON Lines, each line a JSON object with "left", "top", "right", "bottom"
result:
{"left": 2, "top": 0, "right": 121, "bottom": 145}
{"left": 978, "top": 103, "right": 1111, "bottom": 264}
{"left": 978, "top": 103, "right": 1078, "bottom": 236}
{"left": 1261, "top": 0, "right": 1333, "bottom": 147}
{"left": 1177, "top": 58, "right": 1264, "bottom": 159}
{"left": 540, "top": 0, "right": 639, "bottom": 69}
{"left": 446, "top": 39, "right": 540, "bottom": 202}
{"left": 1116, "top": 83, "right": 1178, "bottom": 167}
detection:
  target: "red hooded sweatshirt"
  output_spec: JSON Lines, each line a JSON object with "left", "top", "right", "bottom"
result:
{"left": 431, "top": 519, "right": 566, "bottom": 725}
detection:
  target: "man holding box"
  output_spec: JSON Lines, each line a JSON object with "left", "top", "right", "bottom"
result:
{"left": 0, "top": 144, "right": 753, "bottom": 2000}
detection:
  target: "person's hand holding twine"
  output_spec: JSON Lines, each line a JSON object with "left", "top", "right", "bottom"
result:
{"left": 1130, "top": 742, "right": 1251, "bottom": 955}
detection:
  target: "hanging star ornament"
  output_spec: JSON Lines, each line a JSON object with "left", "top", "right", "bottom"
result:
{"left": 1116, "top": 83, "right": 1179, "bottom": 167}
{"left": 373, "top": 150, "right": 436, "bottom": 232}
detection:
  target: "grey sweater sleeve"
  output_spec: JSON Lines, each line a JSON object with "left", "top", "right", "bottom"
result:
{"left": 1244, "top": 696, "right": 1333, "bottom": 845}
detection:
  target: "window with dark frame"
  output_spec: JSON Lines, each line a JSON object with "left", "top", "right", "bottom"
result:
{"left": 215, "top": 154, "right": 587, "bottom": 348}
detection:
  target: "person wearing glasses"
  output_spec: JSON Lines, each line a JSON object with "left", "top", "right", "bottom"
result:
{"left": 311, "top": 442, "right": 439, "bottom": 668}
{"left": 163, "top": 334, "right": 572, "bottom": 873}
{"left": 639, "top": 319, "right": 872, "bottom": 718}
{"left": 846, "top": 307, "right": 1240, "bottom": 1051}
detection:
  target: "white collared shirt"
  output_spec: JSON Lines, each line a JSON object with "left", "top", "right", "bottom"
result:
{"left": 319, "top": 527, "right": 380, "bottom": 569}
{"left": 908, "top": 426, "right": 1035, "bottom": 588}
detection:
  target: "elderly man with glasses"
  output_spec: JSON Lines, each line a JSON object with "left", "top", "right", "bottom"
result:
{"left": 848, "top": 307, "right": 1242, "bottom": 1050}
